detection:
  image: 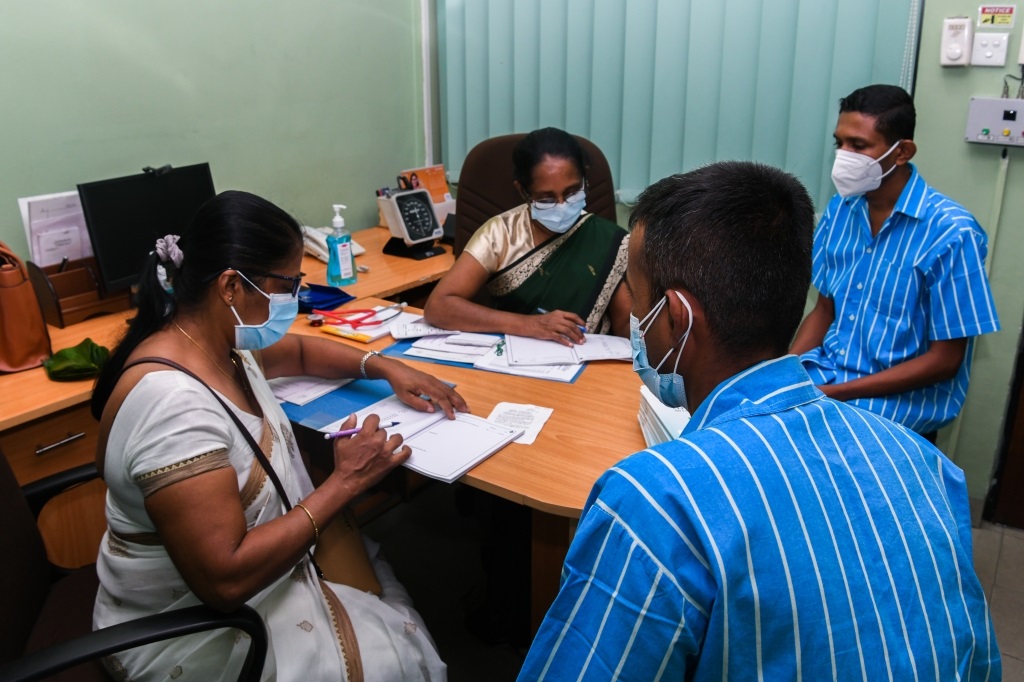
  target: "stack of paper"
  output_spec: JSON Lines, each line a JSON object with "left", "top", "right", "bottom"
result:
{"left": 390, "top": 319, "right": 456, "bottom": 340}
{"left": 504, "top": 334, "right": 631, "bottom": 365}
{"left": 18, "top": 191, "right": 94, "bottom": 267}
{"left": 321, "top": 394, "right": 523, "bottom": 483}
{"left": 472, "top": 341, "right": 584, "bottom": 382}
{"left": 405, "top": 332, "right": 501, "bottom": 364}
{"left": 268, "top": 376, "right": 353, "bottom": 405}
{"left": 637, "top": 385, "right": 691, "bottom": 447}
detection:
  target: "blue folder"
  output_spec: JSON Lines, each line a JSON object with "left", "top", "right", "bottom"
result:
{"left": 280, "top": 379, "right": 394, "bottom": 430}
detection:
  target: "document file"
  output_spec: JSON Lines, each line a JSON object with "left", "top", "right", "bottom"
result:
{"left": 321, "top": 394, "right": 523, "bottom": 483}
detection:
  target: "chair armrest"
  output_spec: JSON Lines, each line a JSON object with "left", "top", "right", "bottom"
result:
{"left": 0, "top": 603, "right": 268, "bottom": 682}
{"left": 22, "top": 463, "right": 100, "bottom": 519}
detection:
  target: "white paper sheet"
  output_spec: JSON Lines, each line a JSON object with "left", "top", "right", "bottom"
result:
{"left": 402, "top": 414, "right": 521, "bottom": 482}
{"left": 18, "top": 190, "right": 93, "bottom": 266}
{"left": 504, "top": 334, "right": 580, "bottom": 366}
{"left": 404, "top": 346, "right": 487, "bottom": 364}
{"left": 320, "top": 394, "right": 522, "bottom": 483}
{"left": 412, "top": 334, "right": 494, "bottom": 356}
{"left": 574, "top": 334, "right": 631, "bottom": 361}
{"left": 473, "top": 342, "right": 582, "bottom": 382}
{"left": 390, "top": 320, "right": 457, "bottom": 339}
{"left": 267, "top": 376, "right": 352, "bottom": 405}
{"left": 487, "top": 402, "right": 553, "bottom": 445}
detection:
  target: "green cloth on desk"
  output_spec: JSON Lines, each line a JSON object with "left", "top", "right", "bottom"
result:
{"left": 42, "top": 337, "right": 110, "bottom": 381}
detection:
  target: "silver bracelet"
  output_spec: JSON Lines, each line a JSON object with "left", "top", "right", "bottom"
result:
{"left": 359, "top": 350, "right": 381, "bottom": 380}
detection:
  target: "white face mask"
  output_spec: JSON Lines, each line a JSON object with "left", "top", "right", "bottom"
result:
{"left": 830, "top": 140, "right": 901, "bottom": 198}
{"left": 529, "top": 189, "right": 587, "bottom": 234}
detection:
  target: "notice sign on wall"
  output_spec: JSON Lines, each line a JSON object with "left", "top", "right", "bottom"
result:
{"left": 979, "top": 5, "right": 1016, "bottom": 27}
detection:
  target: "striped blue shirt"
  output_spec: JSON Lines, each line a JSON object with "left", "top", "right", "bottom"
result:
{"left": 519, "top": 356, "right": 999, "bottom": 681}
{"left": 799, "top": 165, "right": 1000, "bottom": 433}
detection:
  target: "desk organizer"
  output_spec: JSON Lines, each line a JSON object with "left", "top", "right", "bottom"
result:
{"left": 27, "top": 257, "right": 131, "bottom": 328}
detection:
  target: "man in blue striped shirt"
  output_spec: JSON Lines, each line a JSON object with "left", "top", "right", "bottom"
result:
{"left": 519, "top": 161, "right": 999, "bottom": 680}
{"left": 791, "top": 85, "right": 1000, "bottom": 437}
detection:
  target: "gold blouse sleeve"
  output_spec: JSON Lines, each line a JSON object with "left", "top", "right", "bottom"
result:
{"left": 462, "top": 205, "right": 536, "bottom": 273}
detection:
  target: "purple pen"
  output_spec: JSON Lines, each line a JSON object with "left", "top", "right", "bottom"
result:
{"left": 323, "top": 420, "right": 400, "bottom": 440}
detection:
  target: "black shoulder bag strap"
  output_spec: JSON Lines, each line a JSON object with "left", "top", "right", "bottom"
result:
{"left": 122, "top": 356, "right": 324, "bottom": 578}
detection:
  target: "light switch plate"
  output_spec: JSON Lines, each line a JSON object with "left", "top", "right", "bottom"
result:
{"left": 972, "top": 31, "right": 1010, "bottom": 66}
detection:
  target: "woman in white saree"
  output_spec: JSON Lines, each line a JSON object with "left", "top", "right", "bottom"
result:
{"left": 90, "top": 191, "right": 466, "bottom": 681}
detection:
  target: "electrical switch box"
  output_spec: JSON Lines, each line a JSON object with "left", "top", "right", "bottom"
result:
{"left": 965, "top": 97, "right": 1024, "bottom": 146}
{"left": 941, "top": 16, "right": 973, "bottom": 65}
{"left": 972, "top": 31, "right": 1010, "bottom": 66}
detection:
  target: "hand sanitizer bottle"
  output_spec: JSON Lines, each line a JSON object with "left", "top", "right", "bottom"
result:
{"left": 326, "top": 204, "right": 357, "bottom": 287}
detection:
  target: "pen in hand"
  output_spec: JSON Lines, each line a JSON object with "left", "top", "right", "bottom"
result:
{"left": 535, "top": 307, "right": 587, "bottom": 334}
{"left": 323, "top": 420, "right": 400, "bottom": 440}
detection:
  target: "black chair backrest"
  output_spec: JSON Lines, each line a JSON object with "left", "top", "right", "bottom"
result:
{"left": 453, "top": 133, "right": 617, "bottom": 257}
{"left": 0, "top": 450, "right": 52, "bottom": 664}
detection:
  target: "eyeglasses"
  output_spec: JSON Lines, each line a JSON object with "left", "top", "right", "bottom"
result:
{"left": 528, "top": 188, "right": 587, "bottom": 211}
{"left": 241, "top": 270, "right": 305, "bottom": 297}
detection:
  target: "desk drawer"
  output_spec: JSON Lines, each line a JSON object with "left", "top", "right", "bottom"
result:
{"left": 1, "top": 403, "right": 106, "bottom": 568}
{"left": 1, "top": 403, "right": 98, "bottom": 483}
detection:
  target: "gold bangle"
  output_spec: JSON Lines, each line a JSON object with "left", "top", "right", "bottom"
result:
{"left": 295, "top": 503, "right": 319, "bottom": 542}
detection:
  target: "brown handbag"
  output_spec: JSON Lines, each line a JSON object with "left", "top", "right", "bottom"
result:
{"left": 0, "top": 241, "right": 51, "bottom": 373}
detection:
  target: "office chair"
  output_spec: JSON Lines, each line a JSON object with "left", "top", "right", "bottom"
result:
{"left": 0, "top": 452, "right": 268, "bottom": 682}
{"left": 452, "top": 133, "right": 618, "bottom": 257}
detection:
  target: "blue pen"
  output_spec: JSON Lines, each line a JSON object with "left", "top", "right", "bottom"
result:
{"left": 535, "top": 307, "right": 586, "bottom": 334}
{"left": 323, "top": 420, "right": 400, "bottom": 440}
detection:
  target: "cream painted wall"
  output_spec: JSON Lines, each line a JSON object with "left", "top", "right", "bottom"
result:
{"left": 916, "top": 1, "right": 1024, "bottom": 512}
{"left": 0, "top": 1, "right": 426, "bottom": 259}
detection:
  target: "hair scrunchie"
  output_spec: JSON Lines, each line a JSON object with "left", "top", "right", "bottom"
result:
{"left": 155, "top": 235, "right": 184, "bottom": 267}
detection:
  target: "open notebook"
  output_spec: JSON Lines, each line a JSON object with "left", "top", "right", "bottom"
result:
{"left": 321, "top": 395, "right": 523, "bottom": 483}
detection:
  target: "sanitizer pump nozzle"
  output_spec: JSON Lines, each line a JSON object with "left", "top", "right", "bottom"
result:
{"left": 332, "top": 204, "right": 346, "bottom": 234}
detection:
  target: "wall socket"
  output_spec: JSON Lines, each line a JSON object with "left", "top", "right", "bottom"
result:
{"left": 972, "top": 31, "right": 1010, "bottom": 66}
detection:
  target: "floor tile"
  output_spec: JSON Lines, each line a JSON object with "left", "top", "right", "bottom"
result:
{"left": 1004, "top": 524, "right": 1024, "bottom": 542}
{"left": 973, "top": 526, "right": 1002, "bottom": 597}
{"left": 1003, "top": 654, "right": 1024, "bottom": 682}
{"left": 997, "top": 530, "right": 1024, "bottom": 591}
{"left": 364, "top": 483, "right": 525, "bottom": 681}
{"left": 991, "top": 585, "right": 1024, "bottom": 660}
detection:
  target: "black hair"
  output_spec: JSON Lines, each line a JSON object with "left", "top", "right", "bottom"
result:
{"left": 629, "top": 161, "right": 814, "bottom": 358}
{"left": 838, "top": 84, "right": 916, "bottom": 144}
{"left": 512, "top": 127, "right": 588, "bottom": 192}
{"left": 91, "top": 190, "right": 303, "bottom": 419}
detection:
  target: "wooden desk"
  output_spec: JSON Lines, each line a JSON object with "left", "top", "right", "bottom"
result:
{"left": 302, "top": 226, "right": 454, "bottom": 301}
{"left": 2, "top": 293, "right": 643, "bottom": 625}
{"left": 0, "top": 311, "right": 132, "bottom": 567}
{"left": 291, "top": 298, "right": 646, "bottom": 628}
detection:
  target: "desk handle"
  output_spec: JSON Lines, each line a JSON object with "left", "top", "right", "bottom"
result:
{"left": 35, "top": 432, "right": 85, "bottom": 456}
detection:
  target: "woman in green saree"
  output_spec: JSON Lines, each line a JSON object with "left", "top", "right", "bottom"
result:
{"left": 424, "top": 128, "right": 631, "bottom": 345}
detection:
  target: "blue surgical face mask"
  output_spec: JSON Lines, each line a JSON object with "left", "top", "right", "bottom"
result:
{"left": 630, "top": 291, "right": 693, "bottom": 410}
{"left": 529, "top": 189, "right": 586, "bottom": 234}
{"left": 231, "top": 271, "right": 298, "bottom": 350}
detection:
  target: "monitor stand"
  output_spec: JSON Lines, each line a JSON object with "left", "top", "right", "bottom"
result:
{"left": 382, "top": 237, "right": 447, "bottom": 261}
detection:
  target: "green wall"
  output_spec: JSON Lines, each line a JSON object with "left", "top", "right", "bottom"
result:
{"left": 0, "top": 1, "right": 426, "bottom": 259}
{"left": 916, "top": 1, "right": 1024, "bottom": 514}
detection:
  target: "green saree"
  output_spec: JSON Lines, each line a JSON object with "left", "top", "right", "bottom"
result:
{"left": 486, "top": 213, "right": 629, "bottom": 334}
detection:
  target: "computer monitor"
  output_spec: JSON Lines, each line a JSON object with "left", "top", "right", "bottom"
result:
{"left": 78, "top": 163, "right": 215, "bottom": 294}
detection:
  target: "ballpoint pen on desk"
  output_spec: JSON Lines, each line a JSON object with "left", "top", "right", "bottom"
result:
{"left": 323, "top": 420, "right": 400, "bottom": 440}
